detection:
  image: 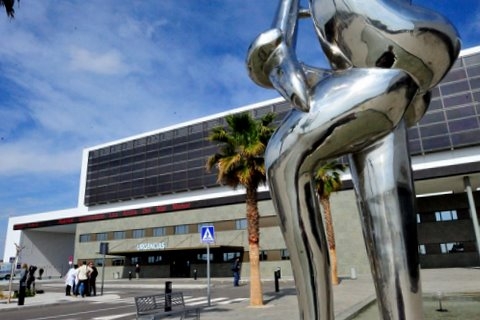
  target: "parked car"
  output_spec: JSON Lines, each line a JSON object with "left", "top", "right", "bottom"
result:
{"left": 0, "top": 263, "right": 21, "bottom": 280}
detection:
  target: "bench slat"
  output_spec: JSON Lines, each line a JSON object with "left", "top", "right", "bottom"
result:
{"left": 135, "top": 292, "right": 200, "bottom": 320}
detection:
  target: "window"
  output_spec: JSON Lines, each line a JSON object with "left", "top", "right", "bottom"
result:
{"left": 113, "top": 231, "right": 126, "bottom": 240}
{"left": 94, "top": 258, "right": 103, "bottom": 266}
{"left": 235, "top": 219, "right": 247, "bottom": 230}
{"left": 223, "top": 252, "right": 241, "bottom": 262}
{"left": 418, "top": 245, "right": 426, "bottom": 255}
{"left": 440, "top": 243, "right": 456, "bottom": 253}
{"left": 79, "top": 234, "right": 91, "bottom": 242}
{"left": 435, "top": 210, "right": 458, "bottom": 221}
{"left": 96, "top": 233, "right": 108, "bottom": 241}
{"left": 259, "top": 250, "right": 268, "bottom": 261}
{"left": 198, "top": 223, "right": 212, "bottom": 233}
{"left": 132, "top": 229, "right": 145, "bottom": 239}
{"left": 148, "top": 255, "right": 163, "bottom": 264}
{"left": 131, "top": 257, "right": 140, "bottom": 265}
{"left": 153, "top": 227, "right": 166, "bottom": 237}
{"left": 175, "top": 225, "right": 189, "bottom": 235}
{"left": 112, "top": 259, "right": 124, "bottom": 266}
{"left": 197, "top": 253, "right": 213, "bottom": 261}
{"left": 449, "top": 242, "right": 465, "bottom": 253}
{"left": 281, "top": 249, "right": 290, "bottom": 260}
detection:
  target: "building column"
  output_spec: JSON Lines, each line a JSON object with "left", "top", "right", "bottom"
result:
{"left": 463, "top": 176, "right": 480, "bottom": 257}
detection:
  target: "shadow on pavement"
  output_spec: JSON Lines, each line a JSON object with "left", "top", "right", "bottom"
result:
{"left": 263, "top": 288, "right": 297, "bottom": 305}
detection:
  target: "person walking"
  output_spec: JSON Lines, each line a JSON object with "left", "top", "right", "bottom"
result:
{"left": 65, "top": 264, "right": 78, "bottom": 296}
{"left": 88, "top": 262, "right": 98, "bottom": 296}
{"left": 26, "top": 265, "right": 37, "bottom": 293}
{"left": 232, "top": 258, "right": 241, "bottom": 287}
{"left": 135, "top": 264, "right": 140, "bottom": 279}
{"left": 18, "top": 263, "right": 28, "bottom": 305}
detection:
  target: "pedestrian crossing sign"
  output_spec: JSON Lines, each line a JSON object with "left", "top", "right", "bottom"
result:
{"left": 200, "top": 226, "right": 215, "bottom": 244}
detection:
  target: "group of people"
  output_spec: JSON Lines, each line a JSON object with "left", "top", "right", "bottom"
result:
{"left": 17, "top": 263, "right": 38, "bottom": 305}
{"left": 64, "top": 261, "right": 98, "bottom": 297}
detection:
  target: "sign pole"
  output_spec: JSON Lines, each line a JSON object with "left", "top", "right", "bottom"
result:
{"left": 207, "top": 243, "right": 211, "bottom": 306}
{"left": 99, "top": 242, "right": 109, "bottom": 296}
{"left": 200, "top": 225, "right": 214, "bottom": 307}
{"left": 101, "top": 252, "right": 106, "bottom": 296}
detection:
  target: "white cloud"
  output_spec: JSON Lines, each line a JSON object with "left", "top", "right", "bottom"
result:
{"left": 0, "top": 141, "right": 81, "bottom": 175}
{"left": 69, "top": 47, "right": 128, "bottom": 75}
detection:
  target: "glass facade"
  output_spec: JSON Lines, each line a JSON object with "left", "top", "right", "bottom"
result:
{"left": 84, "top": 102, "right": 290, "bottom": 206}
{"left": 85, "top": 49, "right": 480, "bottom": 206}
{"left": 408, "top": 50, "right": 480, "bottom": 155}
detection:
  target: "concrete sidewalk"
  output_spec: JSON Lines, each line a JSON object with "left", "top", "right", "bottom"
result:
{"left": 1, "top": 268, "right": 479, "bottom": 319}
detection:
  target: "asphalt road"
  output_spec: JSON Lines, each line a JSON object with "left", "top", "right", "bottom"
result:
{"left": 1, "top": 279, "right": 258, "bottom": 320}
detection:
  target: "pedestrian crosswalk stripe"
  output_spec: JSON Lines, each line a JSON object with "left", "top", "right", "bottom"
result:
{"left": 186, "top": 297, "right": 228, "bottom": 306}
{"left": 217, "top": 297, "right": 248, "bottom": 305}
{"left": 92, "top": 313, "right": 136, "bottom": 320}
{"left": 120, "top": 295, "right": 247, "bottom": 307}
{"left": 183, "top": 296, "right": 248, "bottom": 306}
{"left": 183, "top": 296, "right": 206, "bottom": 302}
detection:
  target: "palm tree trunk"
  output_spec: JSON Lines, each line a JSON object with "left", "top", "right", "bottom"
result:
{"left": 246, "top": 187, "right": 263, "bottom": 306}
{"left": 248, "top": 242, "right": 263, "bottom": 305}
{"left": 321, "top": 196, "right": 339, "bottom": 285}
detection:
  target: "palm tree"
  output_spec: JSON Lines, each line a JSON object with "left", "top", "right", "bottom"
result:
{"left": 206, "top": 111, "right": 276, "bottom": 306}
{"left": 1, "top": 0, "right": 15, "bottom": 18}
{"left": 314, "top": 160, "right": 347, "bottom": 285}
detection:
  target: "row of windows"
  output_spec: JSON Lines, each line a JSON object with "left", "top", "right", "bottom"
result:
{"left": 89, "top": 138, "right": 209, "bottom": 164}
{"left": 416, "top": 210, "right": 460, "bottom": 223}
{"left": 88, "top": 147, "right": 212, "bottom": 173}
{"left": 89, "top": 128, "right": 214, "bottom": 161}
{"left": 418, "top": 241, "right": 474, "bottom": 255}
{"left": 84, "top": 106, "right": 290, "bottom": 205}
{"left": 86, "top": 169, "right": 217, "bottom": 191}
{"left": 79, "top": 219, "right": 248, "bottom": 242}
{"left": 80, "top": 209, "right": 466, "bottom": 243}
{"left": 90, "top": 241, "right": 473, "bottom": 266}
{"left": 87, "top": 156, "right": 208, "bottom": 182}
{"left": 90, "top": 249, "right": 290, "bottom": 267}
{"left": 85, "top": 51, "right": 480, "bottom": 205}
{"left": 408, "top": 52, "right": 480, "bottom": 155}
{"left": 88, "top": 102, "right": 291, "bottom": 161}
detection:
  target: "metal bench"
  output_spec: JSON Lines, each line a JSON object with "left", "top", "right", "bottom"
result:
{"left": 134, "top": 292, "right": 200, "bottom": 319}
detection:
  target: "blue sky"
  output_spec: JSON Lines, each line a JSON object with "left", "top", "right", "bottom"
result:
{"left": 1, "top": 0, "right": 479, "bottom": 259}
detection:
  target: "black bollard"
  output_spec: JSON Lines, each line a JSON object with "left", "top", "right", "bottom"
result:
{"left": 128, "top": 271, "right": 132, "bottom": 280}
{"left": 274, "top": 267, "right": 281, "bottom": 293}
{"left": 18, "top": 285, "right": 26, "bottom": 305}
{"left": 193, "top": 269, "right": 197, "bottom": 280}
{"left": 165, "top": 281, "right": 172, "bottom": 312}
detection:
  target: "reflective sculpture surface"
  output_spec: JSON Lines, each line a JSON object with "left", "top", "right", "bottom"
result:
{"left": 247, "top": 0, "right": 460, "bottom": 319}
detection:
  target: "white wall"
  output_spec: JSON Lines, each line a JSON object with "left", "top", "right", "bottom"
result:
{"left": 19, "top": 230, "right": 75, "bottom": 278}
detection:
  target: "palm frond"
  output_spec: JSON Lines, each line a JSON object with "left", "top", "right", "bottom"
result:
{"left": 205, "top": 112, "right": 276, "bottom": 190}
{"left": 1, "top": 0, "right": 15, "bottom": 18}
{"left": 314, "top": 160, "right": 347, "bottom": 198}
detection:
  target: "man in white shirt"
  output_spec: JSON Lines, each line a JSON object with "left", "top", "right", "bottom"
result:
{"left": 76, "top": 261, "right": 92, "bottom": 297}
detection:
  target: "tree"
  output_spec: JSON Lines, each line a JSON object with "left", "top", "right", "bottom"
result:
{"left": 314, "top": 160, "right": 347, "bottom": 285}
{"left": 206, "top": 112, "right": 276, "bottom": 306}
{"left": 8, "top": 243, "right": 23, "bottom": 303}
{"left": 1, "top": 0, "right": 15, "bottom": 18}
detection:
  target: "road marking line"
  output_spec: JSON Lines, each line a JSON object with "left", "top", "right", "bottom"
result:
{"left": 92, "top": 312, "right": 136, "bottom": 320}
{"left": 217, "top": 297, "right": 248, "bottom": 305}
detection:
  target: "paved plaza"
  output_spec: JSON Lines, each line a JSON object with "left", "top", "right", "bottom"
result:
{"left": 0, "top": 268, "right": 479, "bottom": 319}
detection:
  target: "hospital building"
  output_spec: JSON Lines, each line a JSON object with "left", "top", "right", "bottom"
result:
{"left": 4, "top": 46, "right": 480, "bottom": 280}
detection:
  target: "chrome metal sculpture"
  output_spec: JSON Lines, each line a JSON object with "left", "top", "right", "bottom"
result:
{"left": 247, "top": 0, "right": 460, "bottom": 319}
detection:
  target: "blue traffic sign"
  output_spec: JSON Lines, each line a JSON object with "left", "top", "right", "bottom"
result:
{"left": 200, "top": 226, "right": 215, "bottom": 243}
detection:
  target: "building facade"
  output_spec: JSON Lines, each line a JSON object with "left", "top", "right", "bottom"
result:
{"left": 4, "top": 46, "right": 480, "bottom": 280}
